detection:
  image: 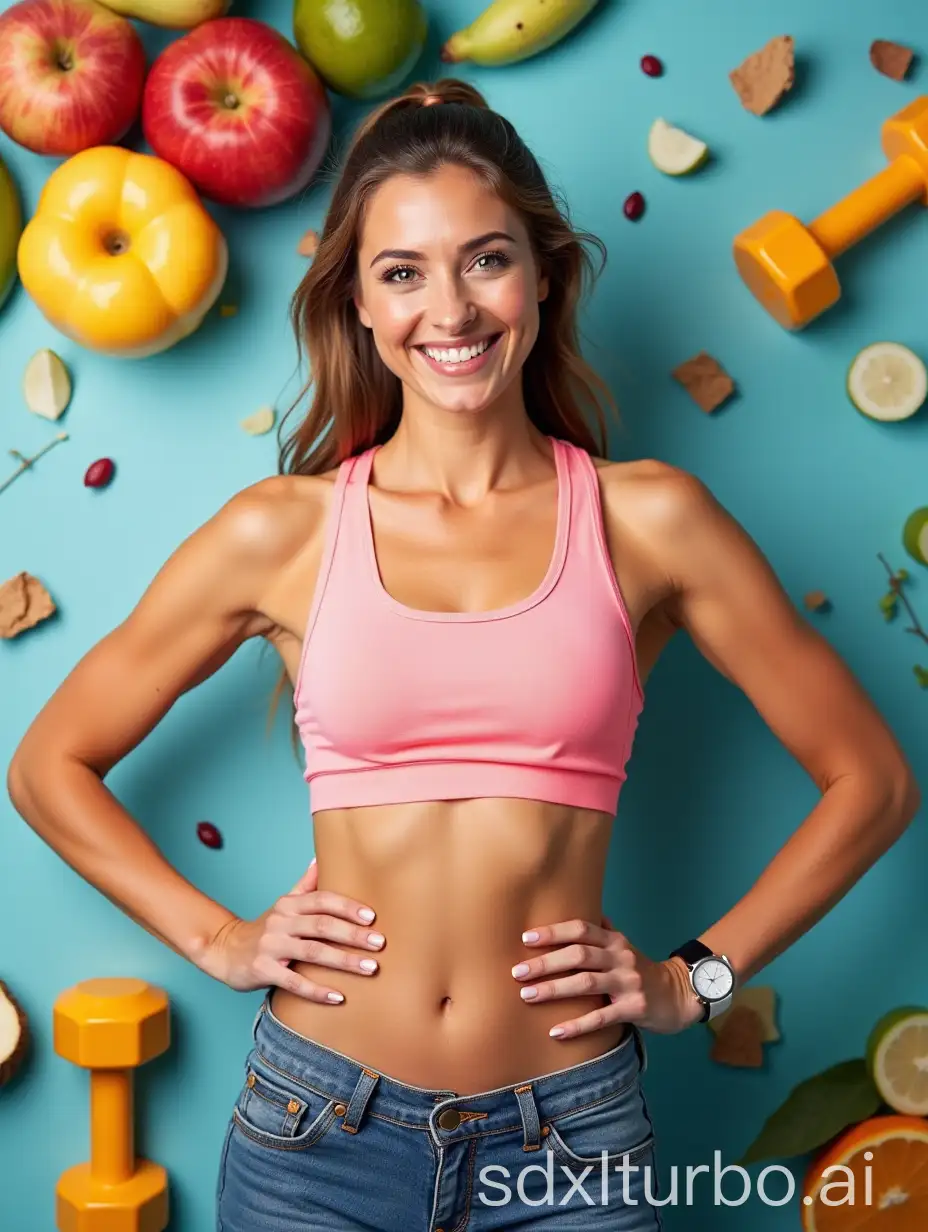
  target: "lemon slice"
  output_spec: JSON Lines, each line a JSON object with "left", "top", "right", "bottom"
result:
{"left": 847, "top": 342, "right": 927, "bottom": 421}
{"left": 647, "top": 118, "right": 708, "bottom": 176}
{"left": 866, "top": 1006, "right": 928, "bottom": 1115}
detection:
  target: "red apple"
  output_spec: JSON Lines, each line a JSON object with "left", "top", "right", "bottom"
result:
{"left": 0, "top": 0, "right": 145, "bottom": 156}
{"left": 142, "top": 17, "right": 331, "bottom": 209}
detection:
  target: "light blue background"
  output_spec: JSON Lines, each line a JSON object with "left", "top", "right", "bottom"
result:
{"left": 2, "top": 0, "right": 928, "bottom": 1227}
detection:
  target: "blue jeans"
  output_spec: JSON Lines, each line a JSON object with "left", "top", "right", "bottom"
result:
{"left": 216, "top": 993, "right": 665, "bottom": 1230}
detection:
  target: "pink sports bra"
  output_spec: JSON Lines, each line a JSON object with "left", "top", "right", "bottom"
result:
{"left": 293, "top": 436, "right": 644, "bottom": 816}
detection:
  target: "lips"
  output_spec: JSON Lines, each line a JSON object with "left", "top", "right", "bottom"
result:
{"left": 413, "top": 332, "right": 503, "bottom": 377}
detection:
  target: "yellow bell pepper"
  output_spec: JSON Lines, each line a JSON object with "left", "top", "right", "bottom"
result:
{"left": 17, "top": 146, "right": 227, "bottom": 358}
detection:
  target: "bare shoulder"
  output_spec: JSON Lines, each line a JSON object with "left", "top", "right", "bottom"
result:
{"left": 215, "top": 469, "right": 338, "bottom": 567}
{"left": 589, "top": 456, "right": 715, "bottom": 560}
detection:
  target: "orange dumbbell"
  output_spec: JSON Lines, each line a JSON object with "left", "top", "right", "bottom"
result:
{"left": 54, "top": 978, "right": 170, "bottom": 1232}
{"left": 734, "top": 96, "right": 928, "bottom": 329}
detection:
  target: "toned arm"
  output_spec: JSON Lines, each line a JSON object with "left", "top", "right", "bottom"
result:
{"left": 6, "top": 477, "right": 311, "bottom": 968}
{"left": 631, "top": 464, "right": 920, "bottom": 985}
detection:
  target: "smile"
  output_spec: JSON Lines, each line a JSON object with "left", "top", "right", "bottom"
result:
{"left": 413, "top": 333, "right": 502, "bottom": 376}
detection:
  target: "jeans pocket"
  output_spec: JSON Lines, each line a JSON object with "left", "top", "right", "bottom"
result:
{"left": 232, "top": 1050, "right": 340, "bottom": 1152}
{"left": 545, "top": 1075, "right": 654, "bottom": 1168}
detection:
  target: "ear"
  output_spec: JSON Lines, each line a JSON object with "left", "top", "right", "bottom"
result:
{"left": 353, "top": 287, "right": 373, "bottom": 330}
{"left": 537, "top": 268, "right": 549, "bottom": 303}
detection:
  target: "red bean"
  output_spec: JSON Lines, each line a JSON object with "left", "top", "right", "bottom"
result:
{"left": 640, "top": 54, "right": 663, "bottom": 77}
{"left": 84, "top": 458, "right": 115, "bottom": 488}
{"left": 197, "top": 822, "right": 223, "bottom": 849}
{"left": 623, "top": 192, "right": 646, "bottom": 221}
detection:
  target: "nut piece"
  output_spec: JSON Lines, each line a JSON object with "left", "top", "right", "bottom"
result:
{"left": 240, "top": 405, "right": 276, "bottom": 436}
{"left": 672, "top": 351, "right": 735, "bottom": 413}
{"left": 710, "top": 1005, "right": 765, "bottom": 1067}
{"left": 804, "top": 590, "right": 830, "bottom": 612}
{"left": 870, "top": 39, "right": 914, "bottom": 81}
{"left": 22, "top": 348, "right": 72, "bottom": 421}
{"left": 730, "top": 35, "right": 795, "bottom": 116}
{"left": 0, "top": 571, "right": 56, "bottom": 638}
{"left": 0, "top": 980, "right": 30, "bottom": 1087}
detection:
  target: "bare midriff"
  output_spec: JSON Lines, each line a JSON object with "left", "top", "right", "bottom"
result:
{"left": 269, "top": 795, "right": 629, "bottom": 1095}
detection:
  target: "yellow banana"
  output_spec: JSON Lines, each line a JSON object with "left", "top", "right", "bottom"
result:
{"left": 441, "top": 0, "right": 601, "bottom": 67}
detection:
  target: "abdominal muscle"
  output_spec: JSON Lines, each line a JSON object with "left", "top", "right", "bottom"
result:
{"left": 269, "top": 795, "right": 629, "bottom": 1095}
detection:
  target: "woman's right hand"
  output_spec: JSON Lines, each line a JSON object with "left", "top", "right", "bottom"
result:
{"left": 199, "top": 858, "right": 385, "bottom": 1003}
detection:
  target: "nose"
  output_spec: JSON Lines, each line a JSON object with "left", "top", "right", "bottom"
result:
{"left": 428, "top": 273, "right": 477, "bottom": 335}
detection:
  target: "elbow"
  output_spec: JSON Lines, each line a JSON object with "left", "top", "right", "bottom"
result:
{"left": 6, "top": 752, "right": 31, "bottom": 817}
{"left": 885, "top": 763, "right": 921, "bottom": 834}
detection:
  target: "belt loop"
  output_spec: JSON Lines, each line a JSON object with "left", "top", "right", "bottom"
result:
{"left": 513, "top": 1084, "right": 543, "bottom": 1151}
{"left": 340, "top": 1067, "right": 379, "bottom": 1134}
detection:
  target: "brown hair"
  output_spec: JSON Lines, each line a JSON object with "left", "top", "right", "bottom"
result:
{"left": 269, "top": 76, "right": 618, "bottom": 726}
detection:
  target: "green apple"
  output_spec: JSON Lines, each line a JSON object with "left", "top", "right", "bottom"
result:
{"left": 293, "top": 0, "right": 427, "bottom": 99}
{"left": 847, "top": 342, "right": 927, "bottom": 422}
{"left": 0, "top": 151, "right": 22, "bottom": 311}
{"left": 647, "top": 117, "right": 709, "bottom": 176}
{"left": 903, "top": 508, "right": 928, "bottom": 566}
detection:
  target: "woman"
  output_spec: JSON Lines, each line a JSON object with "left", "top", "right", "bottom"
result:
{"left": 7, "top": 78, "right": 919, "bottom": 1230}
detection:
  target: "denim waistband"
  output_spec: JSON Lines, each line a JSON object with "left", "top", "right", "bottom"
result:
{"left": 248, "top": 994, "right": 648, "bottom": 1146}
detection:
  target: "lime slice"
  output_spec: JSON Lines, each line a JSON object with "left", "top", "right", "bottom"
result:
{"left": 866, "top": 1006, "right": 928, "bottom": 1115}
{"left": 647, "top": 118, "right": 708, "bottom": 176}
{"left": 847, "top": 342, "right": 927, "bottom": 421}
{"left": 903, "top": 507, "right": 928, "bottom": 565}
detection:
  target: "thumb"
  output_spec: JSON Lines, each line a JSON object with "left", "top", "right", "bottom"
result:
{"left": 289, "top": 856, "right": 317, "bottom": 895}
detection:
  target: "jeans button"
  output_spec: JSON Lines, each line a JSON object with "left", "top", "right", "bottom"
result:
{"left": 438, "top": 1109, "right": 461, "bottom": 1130}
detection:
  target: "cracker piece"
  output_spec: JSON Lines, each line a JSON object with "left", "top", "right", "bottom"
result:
{"left": 730, "top": 35, "right": 795, "bottom": 116}
{"left": 671, "top": 351, "right": 735, "bottom": 412}
{"left": 0, "top": 572, "right": 56, "bottom": 638}
{"left": 297, "top": 229, "right": 319, "bottom": 257}
{"left": 804, "top": 590, "right": 829, "bottom": 611}
{"left": 709, "top": 985, "right": 780, "bottom": 1042}
{"left": 710, "top": 1005, "right": 765, "bottom": 1067}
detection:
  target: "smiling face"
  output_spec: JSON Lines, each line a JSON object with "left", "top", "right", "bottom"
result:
{"left": 353, "top": 162, "right": 548, "bottom": 419}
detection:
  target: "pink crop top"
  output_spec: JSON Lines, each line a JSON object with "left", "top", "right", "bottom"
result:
{"left": 293, "top": 435, "right": 644, "bottom": 815}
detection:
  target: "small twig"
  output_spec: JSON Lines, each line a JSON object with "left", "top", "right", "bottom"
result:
{"left": 877, "top": 552, "right": 928, "bottom": 646}
{"left": 0, "top": 432, "right": 68, "bottom": 496}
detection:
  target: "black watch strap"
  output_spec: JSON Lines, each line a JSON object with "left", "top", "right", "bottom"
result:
{"left": 668, "top": 939, "right": 713, "bottom": 967}
{"left": 669, "top": 939, "right": 714, "bottom": 1022}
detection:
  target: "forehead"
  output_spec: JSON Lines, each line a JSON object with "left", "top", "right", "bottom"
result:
{"left": 358, "top": 165, "right": 525, "bottom": 251}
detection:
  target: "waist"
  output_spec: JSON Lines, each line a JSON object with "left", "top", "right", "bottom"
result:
{"left": 276, "top": 797, "right": 622, "bottom": 1089}
{"left": 255, "top": 993, "right": 643, "bottom": 1116}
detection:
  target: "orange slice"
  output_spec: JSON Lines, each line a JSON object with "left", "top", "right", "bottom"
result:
{"left": 801, "top": 1115, "right": 928, "bottom": 1231}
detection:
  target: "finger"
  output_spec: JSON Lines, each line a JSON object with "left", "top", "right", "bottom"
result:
{"left": 288, "top": 857, "right": 318, "bottom": 896}
{"left": 272, "top": 911, "right": 385, "bottom": 953}
{"left": 547, "top": 999, "right": 637, "bottom": 1040}
{"left": 261, "top": 934, "right": 381, "bottom": 977}
{"left": 517, "top": 967, "right": 629, "bottom": 1005}
{"left": 253, "top": 956, "right": 347, "bottom": 1004}
{"left": 281, "top": 888, "right": 376, "bottom": 926}
{"left": 522, "top": 917, "right": 615, "bottom": 950}
{"left": 512, "top": 942, "right": 613, "bottom": 983}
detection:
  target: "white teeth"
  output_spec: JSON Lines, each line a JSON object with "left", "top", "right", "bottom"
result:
{"left": 422, "top": 336, "right": 493, "bottom": 364}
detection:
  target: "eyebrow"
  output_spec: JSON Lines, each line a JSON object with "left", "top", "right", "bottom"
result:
{"left": 369, "top": 230, "right": 516, "bottom": 267}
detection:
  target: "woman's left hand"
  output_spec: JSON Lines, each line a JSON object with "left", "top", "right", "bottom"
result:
{"left": 511, "top": 913, "right": 704, "bottom": 1038}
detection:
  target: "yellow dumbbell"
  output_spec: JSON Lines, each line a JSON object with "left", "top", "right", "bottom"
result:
{"left": 734, "top": 96, "right": 928, "bottom": 329}
{"left": 54, "top": 978, "right": 170, "bottom": 1232}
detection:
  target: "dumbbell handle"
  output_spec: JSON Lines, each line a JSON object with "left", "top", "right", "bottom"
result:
{"left": 808, "top": 156, "right": 926, "bottom": 259}
{"left": 90, "top": 1069, "right": 134, "bottom": 1185}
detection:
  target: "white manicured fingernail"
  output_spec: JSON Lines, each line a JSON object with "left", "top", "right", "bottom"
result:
{"left": 359, "top": 908, "right": 375, "bottom": 922}
{"left": 360, "top": 959, "right": 378, "bottom": 972}
{"left": 327, "top": 992, "right": 344, "bottom": 1003}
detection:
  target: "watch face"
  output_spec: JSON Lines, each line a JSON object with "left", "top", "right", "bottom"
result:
{"left": 693, "top": 958, "right": 733, "bottom": 1002}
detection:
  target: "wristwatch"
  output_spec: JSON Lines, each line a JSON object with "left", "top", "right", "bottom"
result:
{"left": 668, "top": 940, "right": 735, "bottom": 1022}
